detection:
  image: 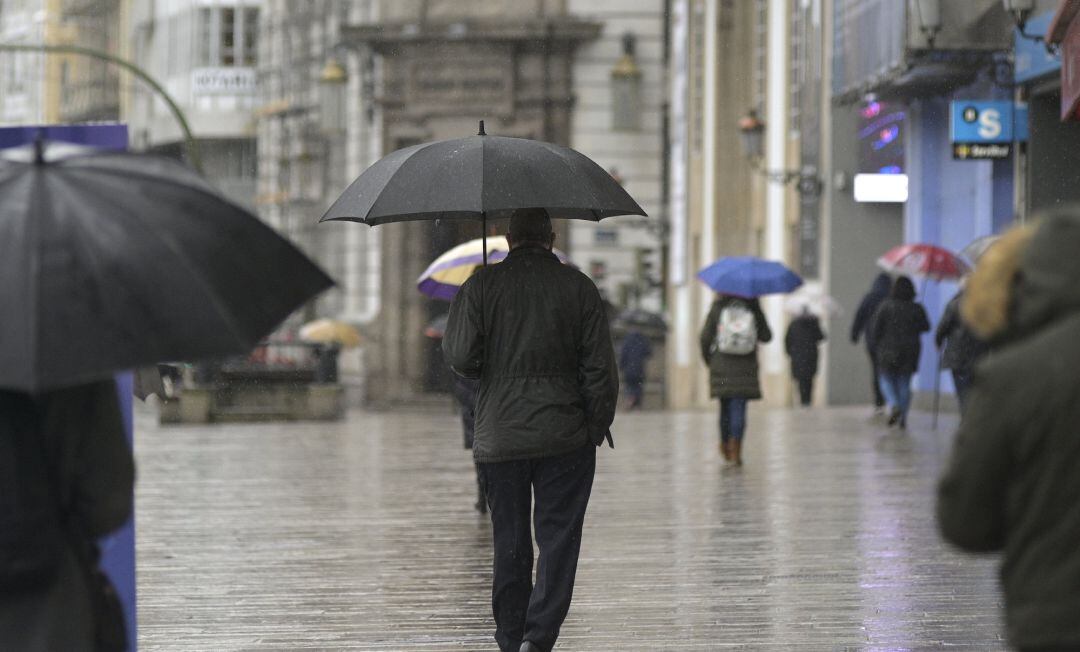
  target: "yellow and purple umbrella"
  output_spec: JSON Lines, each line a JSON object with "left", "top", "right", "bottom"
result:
{"left": 417, "top": 236, "right": 572, "bottom": 301}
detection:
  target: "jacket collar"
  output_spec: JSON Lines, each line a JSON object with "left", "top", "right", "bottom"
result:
{"left": 507, "top": 243, "right": 558, "bottom": 261}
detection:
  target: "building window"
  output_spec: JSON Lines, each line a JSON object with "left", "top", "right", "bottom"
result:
{"left": 594, "top": 229, "right": 619, "bottom": 246}
{"left": 198, "top": 6, "right": 259, "bottom": 67}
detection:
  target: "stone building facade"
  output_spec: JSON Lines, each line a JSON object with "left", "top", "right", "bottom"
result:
{"left": 257, "top": 0, "right": 668, "bottom": 405}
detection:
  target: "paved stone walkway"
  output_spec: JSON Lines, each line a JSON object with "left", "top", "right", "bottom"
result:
{"left": 134, "top": 405, "right": 1005, "bottom": 650}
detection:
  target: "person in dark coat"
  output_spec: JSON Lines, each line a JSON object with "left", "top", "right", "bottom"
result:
{"left": 0, "top": 379, "right": 135, "bottom": 652}
{"left": 449, "top": 373, "right": 485, "bottom": 513}
{"left": 699, "top": 294, "right": 772, "bottom": 466}
{"left": 934, "top": 289, "right": 987, "bottom": 410}
{"left": 937, "top": 213, "right": 1080, "bottom": 651}
{"left": 869, "top": 275, "right": 930, "bottom": 429}
{"left": 443, "top": 209, "right": 618, "bottom": 652}
{"left": 618, "top": 329, "right": 652, "bottom": 410}
{"left": 784, "top": 308, "right": 826, "bottom": 406}
{"left": 850, "top": 273, "right": 892, "bottom": 412}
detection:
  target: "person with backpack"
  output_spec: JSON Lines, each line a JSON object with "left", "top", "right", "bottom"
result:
{"left": 699, "top": 293, "right": 773, "bottom": 466}
{"left": 1, "top": 379, "right": 135, "bottom": 652}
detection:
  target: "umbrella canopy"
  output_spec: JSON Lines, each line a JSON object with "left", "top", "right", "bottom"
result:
{"left": 299, "top": 319, "right": 362, "bottom": 348}
{"left": 0, "top": 142, "right": 333, "bottom": 392}
{"left": 961, "top": 234, "right": 1000, "bottom": 264}
{"left": 417, "top": 236, "right": 572, "bottom": 301}
{"left": 783, "top": 288, "right": 841, "bottom": 316}
{"left": 697, "top": 257, "right": 803, "bottom": 298}
{"left": 877, "top": 243, "right": 969, "bottom": 281}
{"left": 321, "top": 123, "right": 646, "bottom": 227}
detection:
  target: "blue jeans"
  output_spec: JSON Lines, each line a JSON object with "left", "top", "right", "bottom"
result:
{"left": 878, "top": 373, "right": 912, "bottom": 418}
{"left": 719, "top": 397, "right": 748, "bottom": 443}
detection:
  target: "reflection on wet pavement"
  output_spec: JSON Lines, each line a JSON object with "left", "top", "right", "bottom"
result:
{"left": 135, "top": 405, "right": 1004, "bottom": 650}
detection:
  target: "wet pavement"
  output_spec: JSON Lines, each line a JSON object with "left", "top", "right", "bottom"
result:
{"left": 134, "top": 404, "right": 1005, "bottom": 650}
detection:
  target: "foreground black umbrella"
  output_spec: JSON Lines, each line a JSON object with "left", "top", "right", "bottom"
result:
{"left": 0, "top": 142, "right": 334, "bottom": 392}
{"left": 320, "top": 121, "right": 646, "bottom": 262}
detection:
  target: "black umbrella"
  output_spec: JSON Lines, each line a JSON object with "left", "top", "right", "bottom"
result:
{"left": 0, "top": 141, "right": 334, "bottom": 392}
{"left": 320, "top": 121, "right": 646, "bottom": 262}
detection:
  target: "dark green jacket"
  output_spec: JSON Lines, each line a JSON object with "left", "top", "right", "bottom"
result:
{"left": 443, "top": 245, "right": 618, "bottom": 463}
{"left": 937, "top": 210, "right": 1080, "bottom": 648}
{"left": 699, "top": 297, "right": 772, "bottom": 400}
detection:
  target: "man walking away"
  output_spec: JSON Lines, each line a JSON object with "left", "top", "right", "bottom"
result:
{"left": 785, "top": 308, "right": 826, "bottom": 407}
{"left": 851, "top": 273, "right": 892, "bottom": 413}
{"left": 443, "top": 208, "right": 618, "bottom": 652}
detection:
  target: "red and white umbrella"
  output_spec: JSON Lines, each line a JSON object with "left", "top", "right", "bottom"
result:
{"left": 877, "top": 243, "right": 969, "bottom": 281}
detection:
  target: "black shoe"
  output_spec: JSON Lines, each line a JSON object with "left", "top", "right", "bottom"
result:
{"left": 520, "top": 641, "right": 543, "bottom": 652}
{"left": 887, "top": 408, "right": 900, "bottom": 427}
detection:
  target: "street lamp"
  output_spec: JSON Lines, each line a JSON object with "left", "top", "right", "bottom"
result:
{"left": 737, "top": 109, "right": 822, "bottom": 198}
{"left": 912, "top": 0, "right": 941, "bottom": 48}
{"left": 1002, "top": 0, "right": 1057, "bottom": 54}
{"left": 318, "top": 57, "right": 348, "bottom": 136}
{"left": 611, "top": 33, "right": 643, "bottom": 131}
{"left": 737, "top": 109, "right": 765, "bottom": 160}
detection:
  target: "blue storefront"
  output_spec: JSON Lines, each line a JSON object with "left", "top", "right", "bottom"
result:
{"left": 904, "top": 92, "right": 1018, "bottom": 399}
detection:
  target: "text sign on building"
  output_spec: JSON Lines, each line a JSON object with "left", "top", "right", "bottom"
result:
{"left": 192, "top": 67, "right": 257, "bottom": 95}
{"left": 950, "top": 101, "right": 1028, "bottom": 160}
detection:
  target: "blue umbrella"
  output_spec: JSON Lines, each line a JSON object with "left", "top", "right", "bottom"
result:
{"left": 697, "top": 256, "right": 803, "bottom": 298}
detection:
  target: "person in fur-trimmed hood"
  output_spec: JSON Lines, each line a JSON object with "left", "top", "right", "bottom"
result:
{"left": 936, "top": 209, "right": 1080, "bottom": 651}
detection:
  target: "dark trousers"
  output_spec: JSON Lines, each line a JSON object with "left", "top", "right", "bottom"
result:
{"left": 479, "top": 444, "right": 596, "bottom": 652}
{"left": 951, "top": 368, "right": 973, "bottom": 411}
{"left": 868, "top": 351, "right": 885, "bottom": 407}
{"left": 719, "top": 397, "right": 748, "bottom": 443}
{"left": 796, "top": 376, "right": 814, "bottom": 406}
{"left": 624, "top": 375, "right": 644, "bottom": 409}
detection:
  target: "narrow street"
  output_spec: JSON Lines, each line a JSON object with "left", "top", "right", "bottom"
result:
{"left": 134, "top": 404, "right": 1003, "bottom": 650}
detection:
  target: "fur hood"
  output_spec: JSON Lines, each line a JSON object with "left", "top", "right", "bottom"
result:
{"left": 962, "top": 208, "right": 1080, "bottom": 341}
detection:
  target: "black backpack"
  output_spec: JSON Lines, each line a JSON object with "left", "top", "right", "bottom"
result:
{"left": 0, "top": 391, "right": 64, "bottom": 592}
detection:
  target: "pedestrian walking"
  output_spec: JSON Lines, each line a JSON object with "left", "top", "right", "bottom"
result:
{"left": 850, "top": 273, "right": 892, "bottom": 413}
{"left": 869, "top": 276, "right": 930, "bottom": 429}
{"left": 784, "top": 308, "right": 826, "bottom": 407}
{"left": 1, "top": 379, "right": 135, "bottom": 652}
{"left": 443, "top": 208, "right": 618, "bottom": 652}
{"left": 618, "top": 329, "right": 652, "bottom": 410}
{"left": 934, "top": 288, "right": 987, "bottom": 410}
{"left": 699, "top": 294, "right": 773, "bottom": 466}
{"left": 449, "top": 373, "right": 485, "bottom": 513}
{"left": 936, "top": 213, "right": 1080, "bottom": 651}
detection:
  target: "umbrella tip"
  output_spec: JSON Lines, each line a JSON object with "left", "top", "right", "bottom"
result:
{"left": 478, "top": 120, "right": 486, "bottom": 136}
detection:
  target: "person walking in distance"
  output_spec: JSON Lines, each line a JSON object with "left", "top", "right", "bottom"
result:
{"left": 699, "top": 293, "right": 773, "bottom": 466}
{"left": 934, "top": 285, "right": 987, "bottom": 411}
{"left": 851, "top": 273, "right": 892, "bottom": 414}
{"left": 618, "top": 328, "right": 652, "bottom": 410}
{"left": 870, "top": 275, "right": 930, "bottom": 429}
{"left": 784, "top": 307, "right": 826, "bottom": 407}
{"left": 443, "top": 208, "right": 618, "bottom": 652}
